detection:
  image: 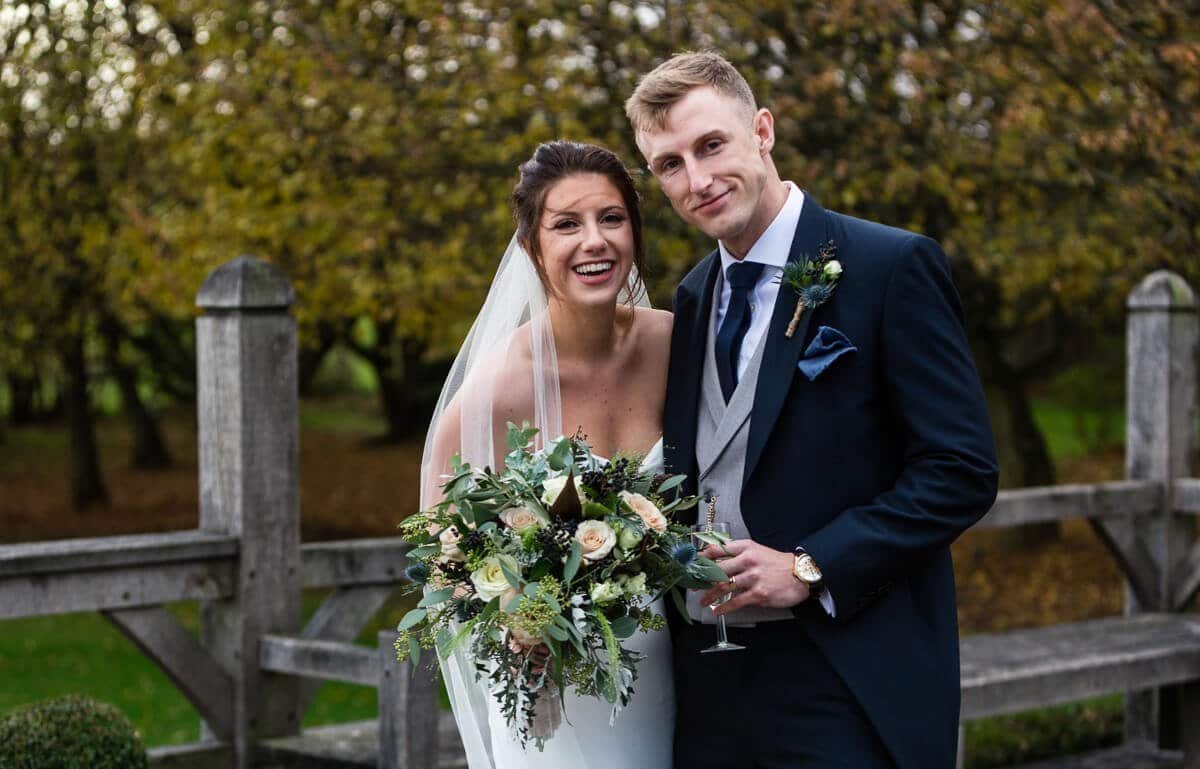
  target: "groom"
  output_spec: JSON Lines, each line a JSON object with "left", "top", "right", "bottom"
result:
{"left": 627, "top": 52, "right": 999, "bottom": 769}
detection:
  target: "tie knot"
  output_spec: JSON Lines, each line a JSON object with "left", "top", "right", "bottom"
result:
{"left": 726, "top": 260, "right": 764, "bottom": 291}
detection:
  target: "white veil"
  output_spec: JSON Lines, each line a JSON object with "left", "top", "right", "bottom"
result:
{"left": 419, "top": 233, "right": 649, "bottom": 769}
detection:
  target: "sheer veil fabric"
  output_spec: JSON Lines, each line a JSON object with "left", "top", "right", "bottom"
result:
{"left": 418, "top": 234, "right": 656, "bottom": 769}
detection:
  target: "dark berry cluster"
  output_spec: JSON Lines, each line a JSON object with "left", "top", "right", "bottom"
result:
{"left": 455, "top": 598, "right": 482, "bottom": 622}
{"left": 439, "top": 560, "right": 469, "bottom": 581}
{"left": 581, "top": 457, "right": 636, "bottom": 498}
{"left": 461, "top": 530, "right": 486, "bottom": 555}
{"left": 536, "top": 517, "right": 576, "bottom": 560}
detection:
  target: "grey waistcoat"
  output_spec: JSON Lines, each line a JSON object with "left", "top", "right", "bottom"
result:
{"left": 687, "top": 271, "right": 794, "bottom": 626}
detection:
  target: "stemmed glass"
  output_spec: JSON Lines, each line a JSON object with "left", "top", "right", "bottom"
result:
{"left": 691, "top": 520, "right": 746, "bottom": 653}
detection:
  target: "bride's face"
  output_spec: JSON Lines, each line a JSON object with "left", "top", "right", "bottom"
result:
{"left": 535, "top": 173, "right": 635, "bottom": 309}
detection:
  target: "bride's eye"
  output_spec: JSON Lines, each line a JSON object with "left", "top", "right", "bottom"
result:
{"left": 553, "top": 218, "right": 580, "bottom": 231}
{"left": 601, "top": 212, "right": 627, "bottom": 226}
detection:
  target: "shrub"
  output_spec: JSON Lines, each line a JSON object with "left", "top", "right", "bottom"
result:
{"left": 0, "top": 696, "right": 148, "bottom": 769}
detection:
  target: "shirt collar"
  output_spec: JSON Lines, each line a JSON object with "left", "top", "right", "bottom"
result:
{"left": 718, "top": 182, "right": 805, "bottom": 277}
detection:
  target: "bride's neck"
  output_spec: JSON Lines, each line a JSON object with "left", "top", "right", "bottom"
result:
{"left": 548, "top": 299, "right": 626, "bottom": 362}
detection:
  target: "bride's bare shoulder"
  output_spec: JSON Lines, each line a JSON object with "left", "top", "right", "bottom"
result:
{"left": 631, "top": 306, "right": 673, "bottom": 357}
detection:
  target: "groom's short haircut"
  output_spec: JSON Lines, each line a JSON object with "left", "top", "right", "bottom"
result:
{"left": 625, "top": 50, "right": 757, "bottom": 134}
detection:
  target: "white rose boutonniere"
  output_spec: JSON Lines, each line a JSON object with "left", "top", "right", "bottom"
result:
{"left": 780, "top": 239, "right": 842, "bottom": 338}
{"left": 574, "top": 520, "right": 617, "bottom": 562}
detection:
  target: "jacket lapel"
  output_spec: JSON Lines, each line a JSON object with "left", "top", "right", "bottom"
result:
{"left": 743, "top": 195, "right": 833, "bottom": 485}
{"left": 664, "top": 250, "right": 721, "bottom": 500}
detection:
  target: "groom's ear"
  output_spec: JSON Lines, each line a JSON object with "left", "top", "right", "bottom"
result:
{"left": 753, "top": 108, "right": 776, "bottom": 154}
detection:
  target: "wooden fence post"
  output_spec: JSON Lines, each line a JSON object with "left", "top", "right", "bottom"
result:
{"left": 1124, "top": 270, "right": 1199, "bottom": 747}
{"left": 378, "top": 630, "right": 439, "bottom": 769}
{"left": 196, "top": 256, "right": 303, "bottom": 767}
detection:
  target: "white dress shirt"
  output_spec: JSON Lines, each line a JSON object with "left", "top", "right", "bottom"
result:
{"left": 715, "top": 182, "right": 804, "bottom": 383}
{"left": 714, "top": 181, "right": 838, "bottom": 617}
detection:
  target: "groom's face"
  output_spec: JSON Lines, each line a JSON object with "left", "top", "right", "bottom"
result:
{"left": 636, "top": 86, "right": 775, "bottom": 255}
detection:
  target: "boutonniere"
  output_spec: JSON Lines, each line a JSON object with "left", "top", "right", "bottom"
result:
{"left": 780, "top": 239, "right": 841, "bottom": 338}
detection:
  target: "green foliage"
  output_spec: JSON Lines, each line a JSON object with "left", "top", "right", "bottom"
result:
{"left": 0, "top": 696, "right": 148, "bottom": 769}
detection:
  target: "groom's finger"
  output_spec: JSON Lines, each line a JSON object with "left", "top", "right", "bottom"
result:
{"left": 712, "top": 589, "right": 761, "bottom": 616}
{"left": 700, "top": 539, "right": 750, "bottom": 560}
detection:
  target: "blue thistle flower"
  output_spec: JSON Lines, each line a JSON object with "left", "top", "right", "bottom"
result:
{"left": 801, "top": 283, "right": 834, "bottom": 308}
{"left": 670, "top": 541, "right": 697, "bottom": 567}
{"left": 405, "top": 562, "right": 431, "bottom": 584}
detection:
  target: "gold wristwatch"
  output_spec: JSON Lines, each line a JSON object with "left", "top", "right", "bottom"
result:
{"left": 792, "top": 546, "right": 824, "bottom": 596}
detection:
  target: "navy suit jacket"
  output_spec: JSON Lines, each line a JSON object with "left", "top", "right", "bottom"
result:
{"left": 664, "top": 195, "right": 999, "bottom": 769}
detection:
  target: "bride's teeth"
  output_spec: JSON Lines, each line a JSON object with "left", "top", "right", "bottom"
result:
{"left": 574, "top": 262, "right": 613, "bottom": 275}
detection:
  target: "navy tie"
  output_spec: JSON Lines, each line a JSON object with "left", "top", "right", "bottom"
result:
{"left": 715, "top": 261, "right": 765, "bottom": 402}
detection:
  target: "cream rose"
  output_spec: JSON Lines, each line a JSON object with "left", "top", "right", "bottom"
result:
{"left": 574, "top": 520, "right": 617, "bottom": 562}
{"left": 470, "top": 555, "right": 515, "bottom": 602}
{"left": 500, "top": 505, "right": 545, "bottom": 533}
{"left": 542, "top": 475, "right": 586, "bottom": 507}
{"left": 438, "top": 525, "right": 467, "bottom": 562}
{"left": 620, "top": 491, "right": 667, "bottom": 533}
{"left": 824, "top": 260, "right": 843, "bottom": 279}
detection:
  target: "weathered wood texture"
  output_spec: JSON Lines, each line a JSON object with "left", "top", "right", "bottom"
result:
{"left": 302, "top": 539, "right": 410, "bottom": 588}
{"left": 960, "top": 614, "right": 1200, "bottom": 720}
{"left": 148, "top": 741, "right": 233, "bottom": 769}
{"left": 0, "top": 532, "right": 237, "bottom": 619}
{"left": 260, "top": 635, "right": 379, "bottom": 687}
{"left": 257, "top": 717, "right": 466, "bottom": 769}
{"left": 104, "top": 606, "right": 235, "bottom": 740}
{"left": 1177, "top": 479, "right": 1200, "bottom": 515}
{"left": 297, "top": 585, "right": 397, "bottom": 714}
{"left": 197, "top": 256, "right": 303, "bottom": 767}
{"left": 1008, "top": 742, "right": 1182, "bottom": 769}
{"left": 1123, "top": 271, "right": 1199, "bottom": 743}
{"left": 975, "top": 481, "right": 1161, "bottom": 529}
{"left": 378, "top": 631, "right": 440, "bottom": 769}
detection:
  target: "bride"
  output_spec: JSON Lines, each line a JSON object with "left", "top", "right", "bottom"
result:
{"left": 419, "top": 141, "right": 675, "bottom": 769}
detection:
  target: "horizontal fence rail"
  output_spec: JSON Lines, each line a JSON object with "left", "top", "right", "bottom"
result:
{"left": 975, "top": 480, "right": 1164, "bottom": 530}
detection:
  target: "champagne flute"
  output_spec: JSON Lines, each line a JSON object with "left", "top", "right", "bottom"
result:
{"left": 691, "top": 520, "right": 746, "bottom": 653}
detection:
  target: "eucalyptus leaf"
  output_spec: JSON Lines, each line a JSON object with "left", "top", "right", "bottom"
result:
{"left": 609, "top": 615, "right": 638, "bottom": 639}
{"left": 656, "top": 474, "right": 687, "bottom": 494}
{"left": 563, "top": 541, "right": 582, "bottom": 583}
{"left": 418, "top": 587, "right": 455, "bottom": 608}
{"left": 398, "top": 608, "right": 427, "bottom": 632}
{"left": 408, "top": 633, "right": 422, "bottom": 666}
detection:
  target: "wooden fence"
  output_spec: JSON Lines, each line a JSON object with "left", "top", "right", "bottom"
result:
{"left": 1, "top": 260, "right": 1197, "bottom": 769}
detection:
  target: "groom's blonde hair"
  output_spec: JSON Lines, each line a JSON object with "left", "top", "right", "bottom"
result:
{"left": 625, "top": 50, "right": 757, "bottom": 134}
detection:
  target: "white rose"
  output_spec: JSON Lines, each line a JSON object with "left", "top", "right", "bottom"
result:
{"left": 470, "top": 555, "right": 515, "bottom": 602}
{"left": 620, "top": 572, "right": 648, "bottom": 597}
{"left": 438, "top": 525, "right": 467, "bottom": 562}
{"left": 499, "top": 505, "right": 545, "bottom": 532}
{"left": 542, "top": 475, "right": 586, "bottom": 507}
{"left": 574, "top": 520, "right": 617, "bottom": 562}
{"left": 589, "top": 581, "right": 622, "bottom": 604}
{"left": 823, "top": 260, "right": 842, "bottom": 279}
{"left": 619, "top": 491, "right": 667, "bottom": 533}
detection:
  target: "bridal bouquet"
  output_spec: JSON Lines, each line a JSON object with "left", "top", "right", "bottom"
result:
{"left": 395, "top": 422, "right": 726, "bottom": 748}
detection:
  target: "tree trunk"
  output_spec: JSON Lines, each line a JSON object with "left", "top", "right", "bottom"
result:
{"left": 61, "top": 332, "right": 109, "bottom": 510}
{"left": 298, "top": 322, "right": 340, "bottom": 397}
{"left": 353, "top": 325, "right": 439, "bottom": 443}
{"left": 7, "top": 373, "right": 38, "bottom": 424}
{"left": 101, "top": 316, "right": 173, "bottom": 469}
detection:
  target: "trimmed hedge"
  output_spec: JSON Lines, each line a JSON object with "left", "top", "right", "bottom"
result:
{"left": 0, "top": 696, "right": 148, "bottom": 769}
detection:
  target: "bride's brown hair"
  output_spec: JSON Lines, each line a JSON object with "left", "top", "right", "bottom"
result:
{"left": 511, "top": 141, "right": 646, "bottom": 300}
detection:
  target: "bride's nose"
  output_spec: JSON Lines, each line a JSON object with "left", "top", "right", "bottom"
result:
{"left": 581, "top": 220, "right": 606, "bottom": 252}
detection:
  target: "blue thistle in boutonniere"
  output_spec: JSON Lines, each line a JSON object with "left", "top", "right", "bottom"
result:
{"left": 780, "top": 239, "right": 841, "bottom": 338}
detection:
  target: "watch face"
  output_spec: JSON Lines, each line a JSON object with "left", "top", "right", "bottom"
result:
{"left": 796, "top": 555, "right": 822, "bottom": 583}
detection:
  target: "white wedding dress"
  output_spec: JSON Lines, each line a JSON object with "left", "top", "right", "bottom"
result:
{"left": 486, "top": 437, "right": 675, "bottom": 769}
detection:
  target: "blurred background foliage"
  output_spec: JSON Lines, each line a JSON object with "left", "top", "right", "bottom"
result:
{"left": 2, "top": 0, "right": 1198, "bottom": 509}
{"left": 2, "top": 2, "right": 1199, "bottom": 764}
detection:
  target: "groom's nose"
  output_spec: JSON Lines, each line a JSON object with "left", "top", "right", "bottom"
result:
{"left": 685, "top": 158, "right": 713, "bottom": 195}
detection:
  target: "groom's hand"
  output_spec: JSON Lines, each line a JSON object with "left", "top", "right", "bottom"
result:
{"left": 699, "top": 540, "right": 809, "bottom": 613}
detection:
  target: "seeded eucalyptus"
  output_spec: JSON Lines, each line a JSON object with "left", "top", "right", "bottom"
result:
{"left": 780, "top": 239, "right": 842, "bottom": 338}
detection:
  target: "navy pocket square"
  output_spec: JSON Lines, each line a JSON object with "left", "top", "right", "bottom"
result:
{"left": 798, "top": 326, "right": 857, "bottom": 381}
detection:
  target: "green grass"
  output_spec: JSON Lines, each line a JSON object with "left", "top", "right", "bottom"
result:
{"left": 1030, "top": 398, "right": 1124, "bottom": 460}
{"left": 0, "top": 590, "right": 414, "bottom": 747}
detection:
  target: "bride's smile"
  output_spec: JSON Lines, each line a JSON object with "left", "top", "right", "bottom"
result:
{"left": 536, "top": 172, "right": 634, "bottom": 306}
